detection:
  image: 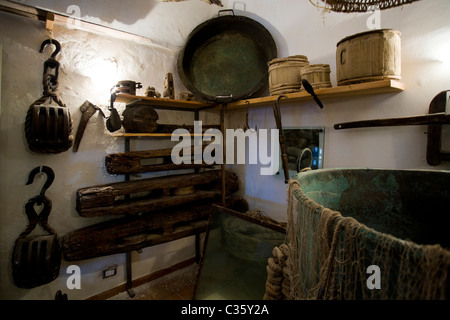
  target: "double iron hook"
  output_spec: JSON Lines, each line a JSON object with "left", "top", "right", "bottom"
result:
{"left": 23, "top": 166, "right": 55, "bottom": 235}
{"left": 39, "top": 39, "right": 61, "bottom": 95}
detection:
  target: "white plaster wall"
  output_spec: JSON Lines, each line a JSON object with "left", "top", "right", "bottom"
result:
{"left": 0, "top": 1, "right": 218, "bottom": 300}
{"left": 13, "top": 0, "right": 219, "bottom": 49}
{"left": 222, "top": 0, "right": 450, "bottom": 222}
{"left": 1, "top": 0, "right": 450, "bottom": 300}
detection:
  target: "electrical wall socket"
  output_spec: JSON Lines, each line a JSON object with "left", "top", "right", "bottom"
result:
{"left": 103, "top": 265, "right": 118, "bottom": 279}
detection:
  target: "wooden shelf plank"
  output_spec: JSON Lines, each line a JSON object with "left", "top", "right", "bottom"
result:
{"left": 115, "top": 93, "right": 214, "bottom": 109}
{"left": 225, "top": 79, "right": 405, "bottom": 110}
{"left": 114, "top": 80, "right": 404, "bottom": 112}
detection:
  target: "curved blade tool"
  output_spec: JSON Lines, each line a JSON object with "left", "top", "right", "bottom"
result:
{"left": 73, "top": 101, "right": 104, "bottom": 152}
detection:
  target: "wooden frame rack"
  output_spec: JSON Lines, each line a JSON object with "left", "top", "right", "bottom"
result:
{"left": 109, "top": 79, "right": 405, "bottom": 297}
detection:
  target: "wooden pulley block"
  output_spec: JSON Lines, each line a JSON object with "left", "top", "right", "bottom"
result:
{"left": 111, "top": 80, "right": 142, "bottom": 96}
{"left": 12, "top": 232, "right": 61, "bottom": 289}
{"left": 25, "top": 104, "right": 73, "bottom": 153}
{"left": 121, "top": 104, "right": 159, "bottom": 133}
{"left": 13, "top": 166, "right": 61, "bottom": 289}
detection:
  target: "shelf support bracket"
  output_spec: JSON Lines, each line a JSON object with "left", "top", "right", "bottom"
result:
{"left": 124, "top": 137, "right": 136, "bottom": 298}
{"left": 45, "top": 12, "right": 54, "bottom": 32}
{"left": 427, "top": 90, "right": 450, "bottom": 166}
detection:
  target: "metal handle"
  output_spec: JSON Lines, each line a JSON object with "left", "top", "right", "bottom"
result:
{"left": 214, "top": 94, "right": 234, "bottom": 103}
{"left": 109, "top": 93, "right": 116, "bottom": 111}
{"left": 297, "top": 148, "right": 313, "bottom": 172}
{"left": 340, "top": 49, "right": 346, "bottom": 65}
{"left": 218, "top": 9, "right": 234, "bottom": 17}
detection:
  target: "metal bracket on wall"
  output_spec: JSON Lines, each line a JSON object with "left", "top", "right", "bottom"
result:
{"left": 426, "top": 90, "right": 450, "bottom": 166}
{"left": 45, "top": 12, "right": 54, "bottom": 31}
{"left": 334, "top": 90, "right": 450, "bottom": 167}
{"left": 124, "top": 137, "right": 136, "bottom": 298}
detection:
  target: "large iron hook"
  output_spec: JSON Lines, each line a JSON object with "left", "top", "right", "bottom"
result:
{"left": 26, "top": 166, "right": 55, "bottom": 199}
{"left": 39, "top": 39, "right": 61, "bottom": 58}
{"left": 40, "top": 39, "right": 61, "bottom": 94}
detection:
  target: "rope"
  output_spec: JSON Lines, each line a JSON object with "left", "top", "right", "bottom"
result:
{"left": 19, "top": 195, "right": 56, "bottom": 239}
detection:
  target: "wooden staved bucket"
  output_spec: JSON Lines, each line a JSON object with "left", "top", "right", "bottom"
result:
{"left": 300, "top": 64, "right": 332, "bottom": 90}
{"left": 268, "top": 55, "right": 309, "bottom": 95}
{"left": 336, "top": 29, "right": 401, "bottom": 86}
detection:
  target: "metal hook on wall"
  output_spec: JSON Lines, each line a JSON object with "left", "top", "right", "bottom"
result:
{"left": 39, "top": 39, "right": 61, "bottom": 95}
{"left": 39, "top": 39, "right": 61, "bottom": 58}
{"left": 26, "top": 166, "right": 55, "bottom": 199}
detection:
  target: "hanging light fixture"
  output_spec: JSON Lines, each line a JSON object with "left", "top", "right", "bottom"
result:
{"left": 312, "top": 0, "right": 421, "bottom": 12}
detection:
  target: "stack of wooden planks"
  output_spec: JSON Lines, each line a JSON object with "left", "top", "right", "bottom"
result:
{"left": 63, "top": 167, "right": 242, "bottom": 261}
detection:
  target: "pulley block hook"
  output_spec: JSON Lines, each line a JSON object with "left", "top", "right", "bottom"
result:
{"left": 39, "top": 39, "right": 61, "bottom": 58}
{"left": 26, "top": 166, "right": 55, "bottom": 200}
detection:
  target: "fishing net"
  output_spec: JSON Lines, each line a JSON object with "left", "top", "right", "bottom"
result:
{"left": 222, "top": 211, "right": 285, "bottom": 263}
{"left": 275, "top": 179, "right": 450, "bottom": 300}
{"left": 265, "top": 170, "right": 450, "bottom": 300}
{"left": 313, "top": 0, "right": 421, "bottom": 12}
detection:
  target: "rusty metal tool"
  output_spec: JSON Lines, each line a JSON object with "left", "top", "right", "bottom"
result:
{"left": 334, "top": 112, "right": 450, "bottom": 130}
{"left": 73, "top": 100, "right": 105, "bottom": 152}
{"left": 273, "top": 95, "right": 290, "bottom": 184}
{"left": 106, "top": 92, "right": 122, "bottom": 132}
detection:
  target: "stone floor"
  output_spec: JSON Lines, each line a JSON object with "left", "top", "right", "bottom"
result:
{"left": 108, "top": 263, "right": 199, "bottom": 300}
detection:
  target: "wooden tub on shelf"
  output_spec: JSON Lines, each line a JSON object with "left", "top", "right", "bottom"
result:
{"left": 336, "top": 29, "right": 401, "bottom": 86}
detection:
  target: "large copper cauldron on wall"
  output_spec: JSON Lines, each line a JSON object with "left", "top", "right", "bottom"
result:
{"left": 178, "top": 10, "right": 277, "bottom": 103}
